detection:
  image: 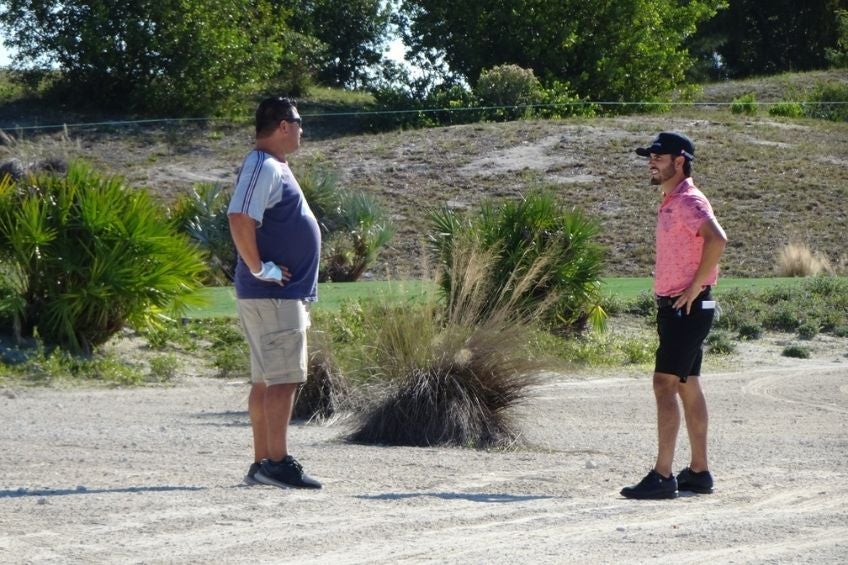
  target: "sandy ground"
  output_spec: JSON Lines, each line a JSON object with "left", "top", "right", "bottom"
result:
{"left": 1, "top": 337, "right": 847, "bottom": 565}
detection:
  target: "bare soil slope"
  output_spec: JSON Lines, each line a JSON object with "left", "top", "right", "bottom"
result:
{"left": 3, "top": 105, "right": 847, "bottom": 279}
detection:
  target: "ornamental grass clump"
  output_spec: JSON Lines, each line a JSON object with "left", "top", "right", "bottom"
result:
{"left": 347, "top": 321, "right": 544, "bottom": 448}
{"left": 294, "top": 331, "right": 353, "bottom": 424}
{"left": 776, "top": 242, "right": 832, "bottom": 277}
{"left": 347, "top": 241, "right": 551, "bottom": 448}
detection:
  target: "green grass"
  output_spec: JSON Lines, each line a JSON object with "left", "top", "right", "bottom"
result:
{"left": 601, "top": 277, "right": 811, "bottom": 300}
{"left": 186, "top": 279, "right": 435, "bottom": 318}
{"left": 186, "top": 277, "right": 817, "bottom": 318}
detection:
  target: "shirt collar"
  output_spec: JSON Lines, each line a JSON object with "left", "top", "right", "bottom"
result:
{"left": 669, "top": 177, "right": 694, "bottom": 196}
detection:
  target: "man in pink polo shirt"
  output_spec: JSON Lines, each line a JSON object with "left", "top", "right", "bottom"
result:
{"left": 621, "top": 132, "right": 728, "bottom": 500}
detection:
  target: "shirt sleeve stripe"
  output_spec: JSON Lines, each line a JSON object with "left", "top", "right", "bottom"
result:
{"left": 238, "top": 151, "right": 265, "bottom": 214}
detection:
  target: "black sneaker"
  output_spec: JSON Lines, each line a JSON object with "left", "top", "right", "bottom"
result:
{"left": 256, "top": 455, "right": 322, "bottom": 489}
{"left": 244, "top": 462, "right": 262, "bottom": 486}
{"left": 620, "top": 469, "right": 678, "bottom": 499}
{"left": 677, "top": 467, "right": 714, "bottom": 494}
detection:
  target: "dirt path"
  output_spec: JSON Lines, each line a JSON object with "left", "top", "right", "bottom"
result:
{"left": 1, "top": 349, "right": 847, "bottom": 564}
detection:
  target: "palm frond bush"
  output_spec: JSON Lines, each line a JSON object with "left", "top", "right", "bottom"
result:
{"left": 293, "top": 158, "right": 394, "bottom": 282}
{"left": 170, "top": 182, "right": 236, "bottom": 284}
{"left": 320, "top": 190, "right": 394, "bottom": 282}
{"left": 430, "top": 190, "right": 606, "bottom": 332}
{"left": 0, "top": 161, "right": 207, "bottom": 354}
{"left": 292, "top": 159, "right": 343, "bottom": 233}
{"left": 347, "top": 243, "right": 550, "bottom": 448}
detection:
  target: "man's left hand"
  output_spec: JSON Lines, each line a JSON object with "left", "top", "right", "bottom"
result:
{"left": 673, "top": 286, "right": 703, "bottom": 314}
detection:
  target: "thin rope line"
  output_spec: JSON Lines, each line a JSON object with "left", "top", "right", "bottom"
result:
{"left": 3, "top": 100, "right": 846, "bottom": 132}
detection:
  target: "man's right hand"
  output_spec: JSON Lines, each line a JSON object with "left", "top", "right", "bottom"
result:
{"left": 251, "top": 261, "right": 290, "bottom": 285}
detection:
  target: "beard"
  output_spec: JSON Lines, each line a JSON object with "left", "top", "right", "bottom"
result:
{"left": 650, "top": 161, "right": 675, "bottom": 185}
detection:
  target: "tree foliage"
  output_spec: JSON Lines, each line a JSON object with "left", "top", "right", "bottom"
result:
{"left": 690, "top": 0, "right": 848, "bottom": 79}
{"left": 398, "top": 0, "right": 725, "bottom": 102}
{"left": 0, "top": 0, "right": 286, "bottom": 116}
{"left": 278, "top": 0, "right": 392, "bottom": 88}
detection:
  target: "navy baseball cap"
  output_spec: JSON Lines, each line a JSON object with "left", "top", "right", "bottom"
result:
{"left": 635, "top": 131, "right": 695, "bottom": 160}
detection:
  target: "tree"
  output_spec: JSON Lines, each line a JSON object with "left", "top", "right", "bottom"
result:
{"left": 0, "top": 0, "right": 286, "bottom": 116}
{"left": 279, "top": 0, "right": 392, "bottom": 88}
{"left": 398, "top": 0, "right": 725, "bottom": 102}
{"left": 689, "top": 0, "right": 848, "bottom": 78}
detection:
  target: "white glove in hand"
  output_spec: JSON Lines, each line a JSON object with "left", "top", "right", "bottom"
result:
{"left": 251, "top": 261, "right": 283, "bottom": 283}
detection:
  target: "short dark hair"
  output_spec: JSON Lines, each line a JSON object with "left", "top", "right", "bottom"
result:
{"left": 255, "top": 97, "right": 297, "bottom": 137}
{"left": 682, "top": 158, "right": 692, "bottom": 177}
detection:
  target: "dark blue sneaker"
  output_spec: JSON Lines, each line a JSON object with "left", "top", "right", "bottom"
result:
{"left": 677, "top": 467, "right": 714, "bottom": 494}
{"left": 244, "top": 462, "right": 262, "bottom": 486}
{"left": 256, "top": 455, "right": 322, "bottom": 489}
{"left": 621, "top": 469, "right": 678, "bottom": 499}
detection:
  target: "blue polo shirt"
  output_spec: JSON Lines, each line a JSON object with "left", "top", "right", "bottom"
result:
{"left": 228, "top": 150, "right": 320, "bottom": 301}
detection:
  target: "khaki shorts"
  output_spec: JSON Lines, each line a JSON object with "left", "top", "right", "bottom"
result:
{"left": 236, "top": 298, "right": 310, "bottom": 386}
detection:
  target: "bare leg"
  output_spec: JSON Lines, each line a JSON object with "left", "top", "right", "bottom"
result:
{"left": 248, "top": 382, "right": 269, "bottom": 463}
{"left": 678, "top": 375, "right": 709, "bottom": 472}
{"left": 653, "top": 372, "right": 681, "bottom": 477}
{"left": 264, "top": 383, "right": 298, "bottom": 462}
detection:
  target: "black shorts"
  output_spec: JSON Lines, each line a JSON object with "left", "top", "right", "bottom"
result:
{"left": 654, "top": 290, "right": 715, "bottom": 383}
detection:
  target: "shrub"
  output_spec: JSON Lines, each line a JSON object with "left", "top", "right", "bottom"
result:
{"left": 0, "top": 162, "right": 206, "bottom": 354}
{"left": 430, "top": 190, "right": 606, "bottom": 332}
{"left": 797, "top": 321, "right": 820, "bottom": 340}
{"left": 1, "top": 342, "right": 143, "bottom": 384}
{"left": 366, "top": 86, "right": 436, "bottom": 131}
{"left": 730, "top": 93, "right": 758, "bottom": 115}
{"left": 212, "top": 347, "right": 249, "bottom": 379}
{"left": 347, "top": 320, "right": 544, "bottom": 448}
{"left": 474, "top": 64, "right": 543, "bottom": 121}
{"left": 782, "top": 344, "right": 811, "bottom": 359}
{"left": 737, "top": 322, "right": 763, "bottom": 340}
{"left": 627, "top": 292, "right": 657, "bottom": 317}
{"left": 621, "top": 338, "right": 655, "bottom": 365}
{"left": 149, "top": 353, "right": 179, "bottom": 381}
{"left": 776, "top": 242, "right": 832, "bottom": 277}
{"left": 320, "top": 191, "right": 394, "bottom": 282}
{"left": 347, "top": 244, "right": 553, "bottom": 448}
{"left": 428, "top": 84, "right": 481, "bottom": 126}
{"left": 292, "top": 158, "right": 343, "bottom": 232}
{"left": 768, "top": 102, "right": 805, "bottom": 118}
{"left": 293, "top": 330, "right": 353, "bottom": 423}
{"left": 763, "top": 303, "right": 802, "bottom": 332}
{"left": 170, "top": 183, "right": 235, "bottom": 285}
{"left": 706, "top": 331, "right": 735, "bottom": 354}
{"left": 804, "top": 82, "right": 848, "bottom": 122}
{"left": 292, "top": 159, "right": 393, "bottom": 282}
{"left": 533, "top": 80, "right": 595, "bottom": 119}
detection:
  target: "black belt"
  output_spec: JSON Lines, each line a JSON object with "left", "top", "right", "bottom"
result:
{"left": 656, "top": 286, "right": 711, "bottom": 309}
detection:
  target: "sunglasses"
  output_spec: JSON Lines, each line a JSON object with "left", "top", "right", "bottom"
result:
{"left": 282, "top": 117, "right": 302, "bottom": 126}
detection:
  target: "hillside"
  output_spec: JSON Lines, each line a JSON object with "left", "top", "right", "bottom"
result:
{"left": 1, "top": 71, "right": 847, "bottom": 279}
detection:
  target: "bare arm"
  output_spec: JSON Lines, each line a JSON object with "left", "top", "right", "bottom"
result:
{"left": 228, "top": 212, "right": 263, "bottom": 273}
{"left": 674, "top": 217, "right": 728, "bottom": 313}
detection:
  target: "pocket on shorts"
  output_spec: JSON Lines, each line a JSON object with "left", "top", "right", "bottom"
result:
{"left": 260, "top": 328, "right": 307, "bottom": 381}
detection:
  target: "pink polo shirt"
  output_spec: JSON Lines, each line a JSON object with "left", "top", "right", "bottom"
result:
{"left": 654, "top": 178, "right": 718, "bottom": 297}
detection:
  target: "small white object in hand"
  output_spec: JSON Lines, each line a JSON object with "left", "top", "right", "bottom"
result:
{"left": 252, "top": 261, "right": 283, "bottom": 283}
